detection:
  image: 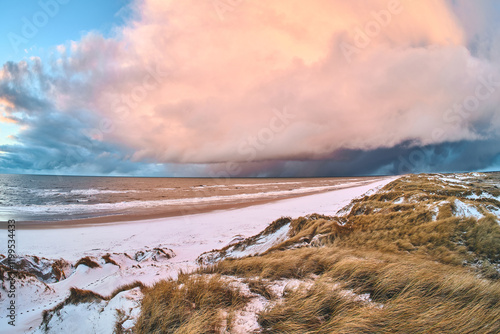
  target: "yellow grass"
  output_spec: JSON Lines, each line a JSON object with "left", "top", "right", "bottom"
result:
{"left": 134, "top": 274, "right": 249, "bottom": 333}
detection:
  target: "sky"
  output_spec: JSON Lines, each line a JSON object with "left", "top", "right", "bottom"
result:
{"left": 0, "top": 0, "right": 500, "bottom": 177}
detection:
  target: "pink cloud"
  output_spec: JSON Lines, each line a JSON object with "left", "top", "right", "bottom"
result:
{"left": 48, "top": 0, "right": 500, "bottom": 167}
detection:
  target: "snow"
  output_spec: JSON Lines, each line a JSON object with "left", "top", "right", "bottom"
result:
{"left": 230, "top": 295, "right": 267, "bottom": 333}
{"left": 393, "top": 197, "right": 405, "bottom": 204}
{"left": 467, "top": 192, "right": 498, "bottom": 201}
{"left": 361, "top": 182, "right": 388, "bottom": 197}
{"left": 31, "top": 287, "right": 143, "bottom": 334}
{"left": 453, "top": 199, "right": 484, "bottom": 220}
{"left": 434, "top": 174, "right": 473, "bottom": 188}
{"left": 0, "top": 177, "right": 395, "bottom": 333}
{"left": 426, "top": 205, "right": 440, "bottom": 221}
{"left": 439, "top": 177, "right": 466, "bottom": 184}
{"left": 222, "top": 276, "right": 317, "bottom": 334}
{"left": 227, "top": 223, "right": 291, "bottom": 259}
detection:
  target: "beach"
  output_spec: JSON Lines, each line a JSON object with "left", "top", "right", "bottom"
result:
{"left": 0, "top": 177, "right": 394, "bottom": 333}
{"left": 12, "top": 177, "right": 385, "bottom": 229}
{"left": 0, "top": 175, "right": 383, "bottom": 225}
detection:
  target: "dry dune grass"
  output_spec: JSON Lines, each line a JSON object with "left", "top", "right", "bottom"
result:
{"left": 259, "top": 276, "right": 500, "bottom": 333}
{"left": 335, "top": 174, "right": 500, "bottom": 276}
{"left": 245, "top": 277, "right": 276, "bottom": 300}
{"left": 207, "top": 247, "right": 500, "bottom": 333}
{"left": 108, "top": 280, "right": 145, "bottom": 299}
{"left": 74, "top": 256, "right": 101, "bottom": 269}
{"left": 101, "top": 253, "right": 119, "bottom": 267}
{"left": 134, "top": 274, "right": 249, "bottom": 334}
{"left": 136, "top": 173, "right": 500, "bottom": 333}
{"left": 259, "top": 281, "right": 365, "bottom": 333}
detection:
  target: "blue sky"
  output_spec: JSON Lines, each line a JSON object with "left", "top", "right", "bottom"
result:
{"left": 1, "top": 0, "right": 500, "bottom": 177}
{"left": 0, "top": 0, "right": 133, "bottom": 65}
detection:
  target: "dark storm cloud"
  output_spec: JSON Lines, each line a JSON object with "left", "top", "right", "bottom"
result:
{"left": 206, "top": 139, "right": 500, "bottom": 177}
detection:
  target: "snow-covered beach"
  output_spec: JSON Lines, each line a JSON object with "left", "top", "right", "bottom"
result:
{"left": 0, "top": 177, "right": 394, "bottom": 333}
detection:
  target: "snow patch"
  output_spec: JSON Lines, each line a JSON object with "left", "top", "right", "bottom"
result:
{"left": 426, "top": 204, "right": 440, "bottom": 221}
{"left": 453, "top": 200, "right": 484, "bottom": 220}
{"left": 467, "top": 192, "right": 498, "bottom": 201}
{"left": 228, "top": 223, "right": 290, "bottom": 259}
{"left": 439, "top": 177, "right": 466, "bottom": 184}
{"left": 393, "top": 197, "right": 405, "bottom": 204}
{"left": 33, "top": 287, "right": 143, "bottom": 334}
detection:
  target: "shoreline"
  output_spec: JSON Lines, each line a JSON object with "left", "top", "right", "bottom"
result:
{"left": 12, "top": 178, "right": 385, "bottom": 229}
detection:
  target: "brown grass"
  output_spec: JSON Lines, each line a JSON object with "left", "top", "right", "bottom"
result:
{"left": 258, "top": 273, "right": 500, "bottom": 333}
{"left": 258, "top": 281, "right": 365, "bottom": 333}
{"left": 245, "top": 278, "right": 275, "bottom": 300}
{"left": 244, "top": 247, "right": 500, "bottom": 333}
{"left": 134, "top": 275, "right": 249, "bottom": 333}
{"left": 102, "top": 253, "right": 119, "bottom": 266}
{"left": 202, "top": 247, "right": 327, "bottom": 280}
{"left": 114, "top": 309, "right": 127, "bottom": 334}
{"left": 201, "top": 236, "right": 500, "bottom": 332}
{"left": 75, "top": 256, "right": 101, "bottom": 269}
{"left": 51, "top": 259, "right": 68, "bottom": 281}
{"left": 109, "top": 280, "right": 146, "bottom": 299}
{"left": 202, "top": 174, "right": 500, "bottom": 275}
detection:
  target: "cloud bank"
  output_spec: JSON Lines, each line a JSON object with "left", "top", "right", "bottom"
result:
{"left": 1, "top": 0, "right": 500, "bottom": 176}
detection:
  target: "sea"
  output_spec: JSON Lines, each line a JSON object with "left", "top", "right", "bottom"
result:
{"left": 0, "top": 174, "right": 375, "bottom": 223}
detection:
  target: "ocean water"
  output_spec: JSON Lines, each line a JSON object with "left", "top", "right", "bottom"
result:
{"left": 0, "top": 174, "right": 371, "bottom": 223}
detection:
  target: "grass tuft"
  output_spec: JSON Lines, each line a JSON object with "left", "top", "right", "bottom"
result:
{"left": 102, "top": 253, "right": 119, "bottom": 266}
{"left": 109, "top": 281, "right": 145, "bottom": 299}
{"left": 75, "top": 256, "right": 101, "bottom": 269}
{"left": 134, "top": 275, "right": 249, "bottom": 333}
{"left": 245, "top": 278, "right": 275, "bottom": 300}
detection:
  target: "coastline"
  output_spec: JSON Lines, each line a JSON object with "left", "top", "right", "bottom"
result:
{"left": 1, "top": 177, "right": 397, "bottom": 333}
{"left": 13, "top": 177, "right": 396, "bottom": 261}
{"left": 12, "top": 177, "right": 387, "bottom": 229}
